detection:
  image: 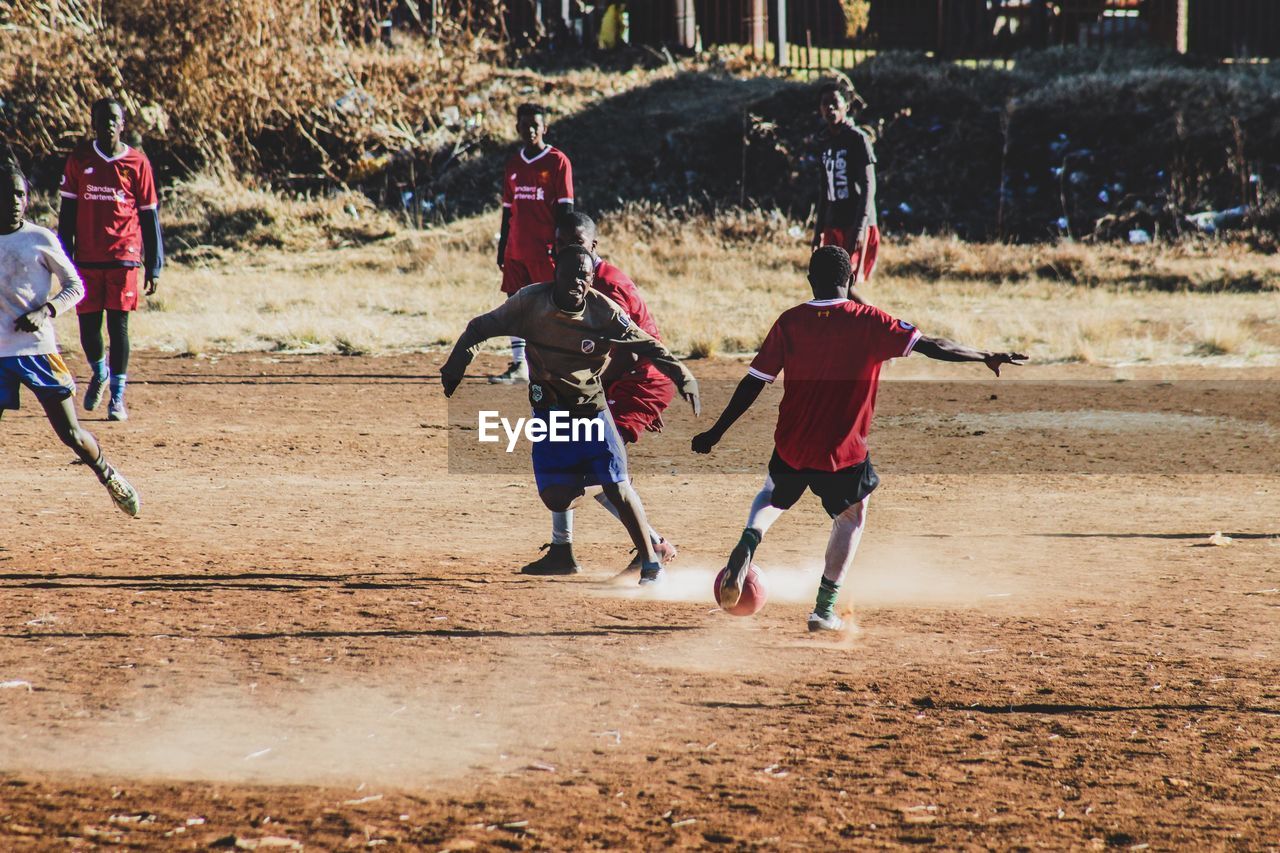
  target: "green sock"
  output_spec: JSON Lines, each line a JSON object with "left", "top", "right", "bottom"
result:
{"left": 815, "top": 577, "right": 839, "bottom": 617}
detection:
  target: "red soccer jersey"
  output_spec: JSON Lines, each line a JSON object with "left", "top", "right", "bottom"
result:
{"left": 748, "top": 298, "right": 921, "bottom": 471}
{"left": 592, "top": 258, "right": 664, "bottom": 381}
{"left": 59, "top": 141, "right": 158, "bottom": 265}
{"left": 502, "top": 145, "right": 573, "bottom": 261}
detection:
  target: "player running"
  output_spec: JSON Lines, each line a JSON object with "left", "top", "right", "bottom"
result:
{"left": 813, "top": 82, "right": 878, "bottom": 287}
{"left": 0, "top": 160, "right": 139, "bottom": 517}
{"left": 58, "top": 97, "right": 164, "bottom": 422}
{"left": 692, "top": 247, "right": 1025, "bottom": 632}
{"left": 441, "top": 245, "right": 699, "bottom": 585}
{"left": 522, "top": 213, "right": 678, "bottom": 576}
{"left": 490, "top": 103, "right": 574, "bottom": 385}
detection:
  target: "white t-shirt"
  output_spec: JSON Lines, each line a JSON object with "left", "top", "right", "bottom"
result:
{"left": 0, "top": 222, "right": 83, "bottom": 357}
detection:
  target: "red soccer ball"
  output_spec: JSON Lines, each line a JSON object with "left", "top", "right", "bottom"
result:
{"left": 714, "top": 564, "right": 769, "bottom": 616}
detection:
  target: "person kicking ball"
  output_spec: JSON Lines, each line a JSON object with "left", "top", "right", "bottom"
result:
{"left": 692, "top": 247, "right": 1024, "bottom": 631}
{"left": 0, "top": 160, "right": 139, "bottom": 516}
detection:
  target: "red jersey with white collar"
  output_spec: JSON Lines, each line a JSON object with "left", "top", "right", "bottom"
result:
{"left": 501, "top": 145, "right": 573, "bottom": 261}
{"left": 592, "top": 258, "right": 664, "bottom": 382}
{"left": 60, "top": 141, "right": 158, "bottom": 266}
{"left": 749, "top": 299, "right": 920, "bottom": 471}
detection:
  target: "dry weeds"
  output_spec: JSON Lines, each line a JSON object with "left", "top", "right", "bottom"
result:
{"left": 43, "top": 217, "right": 1279, "bottom": 367}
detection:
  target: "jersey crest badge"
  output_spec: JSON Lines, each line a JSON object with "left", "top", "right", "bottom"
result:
{"left": 531, "top": 383, "right": 544, "bottom": 402}
{"left": 581, "top": 339, "right": 595, "bottom": 354}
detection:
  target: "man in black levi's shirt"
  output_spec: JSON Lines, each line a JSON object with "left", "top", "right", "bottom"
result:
{"left": 813, "top": 82, "right": 880, "bottom": 288}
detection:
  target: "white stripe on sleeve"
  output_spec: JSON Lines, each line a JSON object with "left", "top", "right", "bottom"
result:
{"left": 903, "top": 329, "right": 922, "bottom": 356}
{"left": 747, "top": 367, "right": 776, "bottom": 383}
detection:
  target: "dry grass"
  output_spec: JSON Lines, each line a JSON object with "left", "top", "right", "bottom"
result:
{"left": 43, "top": 215, "right": 1280, "bottom": 367}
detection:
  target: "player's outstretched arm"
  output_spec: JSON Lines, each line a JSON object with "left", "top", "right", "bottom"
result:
{"left": 912, "top": 335, "right": 1027, "bottom": 376}
{"left": 440, "top": 306, "right": 516, "bottom": 396}
{"left": 611, "top": 322, "right": 700, "bottom": 416}
{"left": 691, "top": 374, "right": 767, "bottom": 454}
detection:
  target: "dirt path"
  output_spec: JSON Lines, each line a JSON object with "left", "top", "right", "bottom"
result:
{"left": 0, "top": 353, "right": 1276, "bottom": 850}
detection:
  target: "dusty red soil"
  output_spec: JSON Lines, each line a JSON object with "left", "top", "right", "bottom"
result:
{"left": 0, "top": 352, "right": 1277, "bottom": 850}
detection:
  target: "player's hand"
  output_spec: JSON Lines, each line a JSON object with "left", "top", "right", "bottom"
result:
{"left": 682, "top": 389, "right": 701, "bottom": 417}
{"left": 15, "top": 305, "right": 50, "bottom": 333}
{"left": 644, "top": 412, "right": 665, "bottom": 434}
{"left": 440, "top": 366, "right": 463, "bottom": 397}
{"left": 691, "top": 429, "right": 719, "bottom": 454}
{"left": 984, "top": 352, "right": 1028, "bottom": 377}
{"left": 145, "top": 273, "right": 159, "bottom": 296}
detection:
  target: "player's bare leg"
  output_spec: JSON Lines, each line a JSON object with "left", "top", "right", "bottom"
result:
{"left": 593, "top": 490, "right": 675, "bottom": 575}
{"left": 810, "top": 498, "right": 868, "bottom": 633}
{"left": 719, "top": 477, "right": 785, "bottom": 609}
{"left": 598, "top": 480, "right": 663, "bottom": 585}
{"left": 39, "top": 392, "right": 139, "bottom": 517}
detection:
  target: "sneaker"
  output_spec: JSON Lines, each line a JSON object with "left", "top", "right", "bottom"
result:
{"left": 107, "top": 395, "right": 128, "bottom": 422}
{"left": 104, "top": 469, "right": 140, "bottom": 517}
{"left": 520, "top": 543, "right": 580, "bottom": 576}
{"left": 622, "top": 539, "right": 678, "bottom": 573}
{"left": 807, "top": 611, "right": 845, "bottom": 633}
{"left": 638, "top": 564, "right": 663, "bottom": 586}
{"left": 84, "top": 374, "right": 107, "bottom": 411}
{"left": 488, "top": 361, "right": 529, "bottom": 385}
{"left": 717, "top": 538, "right": 754, "bottom": 610}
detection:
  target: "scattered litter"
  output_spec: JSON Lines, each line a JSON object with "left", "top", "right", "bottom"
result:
{"left": 0, "top": 680, "right": 33, "bottom": 691}
{"left": 595, "top": 730, "right": 622, "bottom": 745}
{"left": 671, "top": 818, "right": 697, "bottom": 828}
{"left": 244, "top": 747, "right": 273, "bottom": 760}
{"left": 1207, "top": 531, "right": 1233, "bottom": 547}
{"left": 526, "top": 761, "right": 556, "bottom": 773}
{"left": 1127, "top": 229, "right": 1151, "bottom": 244}
{"left": 343, "top": 794, "right": 383, "bottom": 805}
{"left": 1244, "top": 588, "right": 1278, "bottom": 596}
{"left": 787, "top": 225, "right": 804, "bottom": 239}
{"left": 760, "top": 764, "right": 790, "bottom": 778}
{"left": 1186, "top": 206, "right": 1248, "bottom": 235}
{"left": 1056, "top": 217, "right": 1069, "bottom": 230}
{"left": 24, "top": 615, "right": 55, "bottom": 626}
{"left": 187, "top": 817, "right": 206, "bottom": 826}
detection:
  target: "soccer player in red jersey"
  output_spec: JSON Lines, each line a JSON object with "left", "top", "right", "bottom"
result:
{"left": 693, "top": 247, "right": 1026, "bottom": 632}
{"left": 490, "top": 103, "right": 574, "bottom": 385}
{"left": 523, "top": 213, "right": 679, "bottom": 576}
{"left": 813, "top": 82, "right": 879, "bottom": 286}
{"left": 57, "top": 98, "right": 164, "bottom": 422}
{"left": 0, "top": 160, "right": 139, "bottom": 516}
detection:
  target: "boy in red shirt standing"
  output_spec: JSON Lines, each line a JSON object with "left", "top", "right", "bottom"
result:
{"left": 490, "top": 103, "right": 574, "bottom": 385}
{"left": 693, "top": 248, "right": 1025, "bottom": 633}
{"left": 58, "top": 98, "right": 164, "bottom": 421}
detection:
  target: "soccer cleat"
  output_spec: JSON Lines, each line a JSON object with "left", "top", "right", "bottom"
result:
{"left": 84, "top": 374, "right": 107, "bottom": 411}
{"left": 104, "top": 469, "right": 140, "bottom": 517}
{"left": 717, "top": 538, "right": 755, "bottom": 610}
{"left": 520, "top": 543, "right": 580, "bottom": 576}
{"left": 488, "top": 361, "right": 529, "bottom": 384}
{"left": 638, "top": 563, "right": 663, "bottom": 586}
{"left": 807, "top": 611, "right": 845, "bottom": 633}
{"left": 107, "top": 395, "right": 128, "bottom": 422}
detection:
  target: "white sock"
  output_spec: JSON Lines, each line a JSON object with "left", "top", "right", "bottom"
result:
{"left": 510, "top": 337, "right": 526, "bottom": 365}
{"left": 745, "top": 475, "right": 784, "bottom": 535}
{"left": 551, "top": 510, "right": 572, "bottom": 545}
{"left": 594, "top": 491, "right": 662, "bottom": 545}
{"left": 823, "top": 499, "right": 868, "bottom": 586}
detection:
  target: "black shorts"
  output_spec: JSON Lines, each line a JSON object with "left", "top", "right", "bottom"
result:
{"left": 767, "top": 450, "right": 879, "bottom": 518}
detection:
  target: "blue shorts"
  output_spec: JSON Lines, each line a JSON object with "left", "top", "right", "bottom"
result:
{"left": 530, "top": 408, "right": 630, "bottom": 491}
{"left": 0, "top": 353, "right": 76, "bottom": 411}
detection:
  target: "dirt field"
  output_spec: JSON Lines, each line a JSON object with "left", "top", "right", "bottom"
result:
{"left": 0, "top": 352, "right": 1277, "bottom": 850}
